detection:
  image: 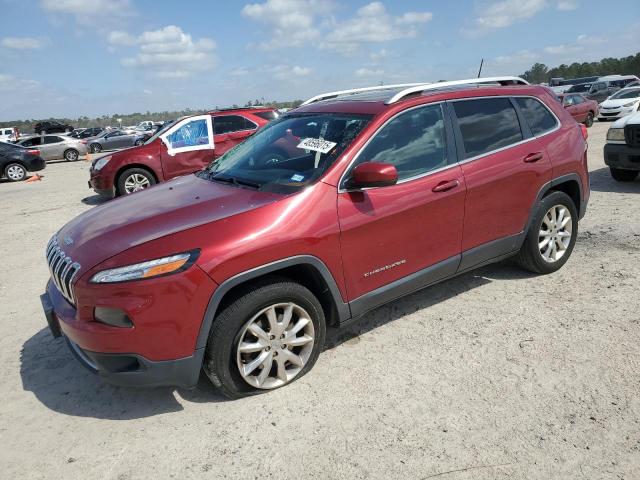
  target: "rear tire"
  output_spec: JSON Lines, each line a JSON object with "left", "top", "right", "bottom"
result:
{"left": 203, "top": 278, "right": 326, "bottom": 399}
{"left": 134, "top": 139, "right": 144, "bottom": 146}
{"left": 116, "top": 167, "right": 156, "bottom": 195}
{"left": 5, "top": 163, "right": 27, "bottom": 182}
{"left": 63, "top": 149, "right": 79, "bottom": 162}
{"left": 514, "top": 191, "right": 578, "bottom": 275}
{"left": 90, "top": 143, "right": 102, "bottom": 153}
{"left": 610, "top": 168, "right": 638, "bottom": 182}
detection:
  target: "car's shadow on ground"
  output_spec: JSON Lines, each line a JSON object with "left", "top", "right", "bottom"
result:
{"left": 21, "top": 260, "right": 534, "bottom": 419}
{"left": 81, "top": 194, "right": 109, "bottom": 206}
{"left": 589, "top": 167, "right": 640, "bottom": 193}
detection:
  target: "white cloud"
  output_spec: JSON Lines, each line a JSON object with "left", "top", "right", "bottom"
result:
{"left": 355, "top": 67, "right": 385, "bottom": 77}
{"left": 556, "top": 0, "right": 578, "bottom": 10}
{"left": 1, "top": 37, "right": 47, "bottom": 50}
{"left": 472, "top": 0, "right": 546, "bottom": 31}
{"left": 40, "top": 0, "right": 133, "bottom": 24}
{"left": 269, "top": 64, "right": 312, "bottom": 80}
{"left": 108, "top": 26, "right": 217, "bottom": 79}
{"left": 242, "top": 0, "right": 332, "bottom": 48}
{"left": 321, "top": 2, "right": 433, "bottom": 53}
{"left": 0, "top": 74, "right": 41, "bottom": 91}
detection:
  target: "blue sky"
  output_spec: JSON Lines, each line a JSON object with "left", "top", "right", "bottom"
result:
{"left": 0, "top": 0, "right": 638, "bottom": 120}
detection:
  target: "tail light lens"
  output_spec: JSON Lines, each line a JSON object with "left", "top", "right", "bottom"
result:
{"left": 27, "top": 149, "right": 40, "bottom": 156}
{"left": 580, "top": 124, "right": 588, "bottom": 140}
{"left": 81, "top": 140, "right": 88, "bottom": 144}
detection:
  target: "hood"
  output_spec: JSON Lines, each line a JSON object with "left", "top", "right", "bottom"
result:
{"left": 57, "top": 174, "right": 283, "bottom": 272}
{"left": 611, "top": 111, "right": 640, "bottom": 128}
{"left": 601, "top": 97, "right": 640, "bottom": 108}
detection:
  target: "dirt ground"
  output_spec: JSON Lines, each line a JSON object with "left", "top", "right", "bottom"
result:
{"left": 0, "top": 121, "right": 638, "bottom": 479}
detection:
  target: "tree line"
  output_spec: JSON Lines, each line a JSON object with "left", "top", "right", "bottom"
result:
{"left": 0, "top": 100, "right": 303, "bottom": 132}
{"left": 520, "top": 52, "right": 640, "bottom": 84}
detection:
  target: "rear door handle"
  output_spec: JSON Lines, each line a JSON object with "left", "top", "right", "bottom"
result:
{"left": 523, "top": 152, "right": 544, "bottom": 163}
{"left": 432, "top": 179, "right": 460, "bottom": 192}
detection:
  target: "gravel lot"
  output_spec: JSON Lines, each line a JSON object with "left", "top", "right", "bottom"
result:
{"left": 1, "top": 121, "right": 638, "bottom": 479}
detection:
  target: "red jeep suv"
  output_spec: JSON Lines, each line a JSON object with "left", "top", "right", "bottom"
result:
{"left": 89, "top": 107, "right": 279, "bottom": 197}
{"left": 41, "top": 77, "right": 589, "bottom": 398}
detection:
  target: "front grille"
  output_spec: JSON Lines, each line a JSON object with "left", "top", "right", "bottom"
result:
{"left": 601, "top": 112, "right": 619, "bottom": 117}
{"left": 46, "top": 236, "right": 81, "bottom": 305}
{"left": 625, "top": 125, "right": 640, "bottom": 148}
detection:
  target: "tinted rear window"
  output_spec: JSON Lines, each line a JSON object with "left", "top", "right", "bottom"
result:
{"left": 254, "top": 111, "right": 279, "bottom": 121}
{"left": 514, "top": 97, "right": 558, "bottom": 136}
{"left": 452, "top": 98, "right": 523, "bottom": 159}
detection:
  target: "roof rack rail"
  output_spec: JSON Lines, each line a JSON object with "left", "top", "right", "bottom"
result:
{"left": 385, "top": 76, "right": 529, "bottom": 104}
{"left": 301, "top": 83, "right": 426, "bottom": 106}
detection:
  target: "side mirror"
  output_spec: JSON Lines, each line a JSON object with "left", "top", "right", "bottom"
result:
{"left": 349, "top": 161, "right": 398, "bottom": 189}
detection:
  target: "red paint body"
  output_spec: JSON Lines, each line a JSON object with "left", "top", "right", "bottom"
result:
{"left": 89, "top": 108, "right": 277, "bottom": 196}
{"left": 47, "top": 85, "right": 590, "bottom": 374}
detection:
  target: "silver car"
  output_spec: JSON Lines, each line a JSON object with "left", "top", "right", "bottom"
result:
{"left": 85, "top": 129, "right": 146, "bottom": 153}
{"left": 17, "top": 134, "right": 88, "bottom": 162}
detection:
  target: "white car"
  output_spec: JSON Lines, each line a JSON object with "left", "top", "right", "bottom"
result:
{"left": 598, "top": 87, "right": 640, "bottom": 121}
{"left": 0, "top": 127, "right": 19, "bottom": 143}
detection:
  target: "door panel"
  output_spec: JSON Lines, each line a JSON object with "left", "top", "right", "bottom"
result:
{"left": 338, "top": 167, "right": 465, "bottom": 300}
{"left": 160, "top": 115, "right": 215, "bottom": 178}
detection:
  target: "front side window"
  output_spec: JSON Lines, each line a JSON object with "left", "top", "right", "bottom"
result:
{"left": 166, "top": 119, "right": 209, "bottom": 149}
{"left": 347, "top": 104, "right": 447, "bottom": 183}
{"left": 453, "top": 98, "right": 523, "bottom": 159}
{"left": 199, "top": 113, "right": 371, "bottom": 194}
{"left": 22, "top": 137, "right": 42, "bottom": 147}
{"left": 514, "top": 97, "right": 558, "bottom": 136}
{"left": 572, "top": 95, "right": 584, "bottom": 104}
{"left": 255, "top": 111, "right": 279, "bottom": 121}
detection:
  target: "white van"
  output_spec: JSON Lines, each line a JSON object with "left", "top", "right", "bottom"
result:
{"left": 0, "top": 127, "right": 19, "bottom": 143}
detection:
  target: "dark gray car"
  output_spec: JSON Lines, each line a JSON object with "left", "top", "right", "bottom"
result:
{"left": 86, "top": 130, "right": 146, "bottom": 153}
{"left": 566, "top": 81, "right": 618, "bottom": 103}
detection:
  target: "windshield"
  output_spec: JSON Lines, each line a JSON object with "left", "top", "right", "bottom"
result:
{"left": 567, "top": 84, "right": 591, "bottom": 93}
{"left": 144, "top": 120, "right": 176, "bottom": 145}
{"left": 610, "top": 88, "right": 640, "bottom": 100}
{"left": 198, "top": 113, "right": 372, "bottom": 194}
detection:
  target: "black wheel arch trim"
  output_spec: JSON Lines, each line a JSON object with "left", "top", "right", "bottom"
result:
{"left": 195, "top": 255, "right": 350, "bottom": 350}
{"left": 526, "top": 173, "right": 586, "bottom": 235}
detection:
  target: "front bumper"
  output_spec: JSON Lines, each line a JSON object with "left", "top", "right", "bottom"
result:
{"left": 41, "top": 287, "right": 203, "bottom": 388}
{"left": 598, "top": 107, "right": 636, "bottom": 120}
{"left": 88, "top": 170, "right": 115, "bottom": 198}
{"left": 604, "top": 143, "right": 640, "bottom": 170}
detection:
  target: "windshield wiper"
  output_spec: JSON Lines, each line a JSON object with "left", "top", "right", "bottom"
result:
{"left": 209, "top": 174, "right": 261, "bottom": 190}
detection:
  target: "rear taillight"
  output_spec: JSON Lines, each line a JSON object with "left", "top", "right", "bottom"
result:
{"left": 81, "top": 140, "right": 88, "bottom": 144}
{"left": 27, "top": 149, "right": 40, "bottom": 156}
{"left": 580, "top": 124, "right": 588, "bottom": 140}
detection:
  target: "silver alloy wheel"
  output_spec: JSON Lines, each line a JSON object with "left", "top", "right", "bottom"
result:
{"left": 236, "top": 302, "right": 315, "bottom": 390}
{"left": 65, "top": 150, "right": 78, "bottom": 161}
{"left": 123, "top": 173, "right": 151, "bottom": 193}
{"left": 6, "top": 164, "right": 26, "bottom": 181}
{"left": 539, "top": 204, "right": 572, "bottom": 263}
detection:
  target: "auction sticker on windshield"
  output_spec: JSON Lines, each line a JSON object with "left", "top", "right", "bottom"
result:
{"left": 297, "top": 137, "right": 337, "bottom": 154}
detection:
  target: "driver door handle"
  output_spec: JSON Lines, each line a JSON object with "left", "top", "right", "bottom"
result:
{"left": 432, "top": 179, "right": 460, "bottom": 192}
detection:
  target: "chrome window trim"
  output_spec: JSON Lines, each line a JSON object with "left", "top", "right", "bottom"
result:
{"left": 338, "top": 95, "right": 561, "bottom": 193}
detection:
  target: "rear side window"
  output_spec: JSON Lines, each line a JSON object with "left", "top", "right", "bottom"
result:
{"left": 214, "top": 115, "right": 256, "bottom": 135}
{"left": 254, "top": 111, "right": 279, "bottom": 121}
{"left": 514, "top": 97, "right": 558, "bottom": 136}
{"left": 452, "top": 98, "right": 523, "bottom": 159}
{"left": 43, "top": 136, "right": 63, "bottom": 144}
{"left": 351, "top": 103, "right": 447, "bottom": 182}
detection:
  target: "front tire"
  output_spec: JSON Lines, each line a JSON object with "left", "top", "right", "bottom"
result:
{"left": 116, "top": 167, "right": 156, "bottom": 195}
{"left": 63, "top": 148, "right": 79, "bottom": 162}
{"left": 610, "top": 168, "right": 638, "bottom": 182}
{"left": 514, "top": 191, "right": 578, "bottom": 274}
{"left": 134, "top": 139, "right": 144, "bottom": 146}
{"left": 584, "top": 112, "right": 594, "bottom": 127}
{"left": 5, "top": 163, "right": 27, "bottom": 182}
{"left": 203, "top": 278, "right": 326, "bottom": 399}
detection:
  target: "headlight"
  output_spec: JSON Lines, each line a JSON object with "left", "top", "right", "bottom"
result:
{"left": 606, "top": 128, "right": 625, "bottom": 141}
{"left": 90, "top": 250, "right": 199, "bottom": 283}
{"left": 93, "top": 155, "right": 111, "bottom": 171}
{"left": 622, "top": 101, "right": 637, "bottom": 108}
